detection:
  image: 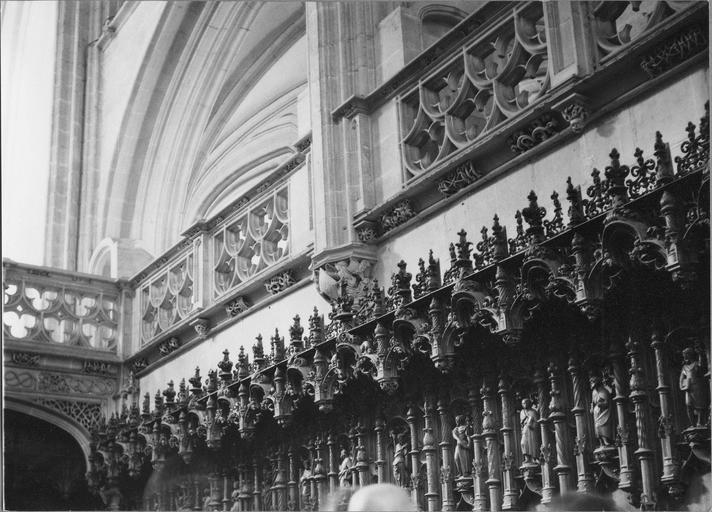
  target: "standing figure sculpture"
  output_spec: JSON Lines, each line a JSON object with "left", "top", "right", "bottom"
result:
{"left": 391, "top": 430, "right": 409, "bottom": 487}
{"left": 452, "top": 415, "right": 472, "bottom": 477}
{"left": 519, "top": 399, "right": 540, "bottom": 464}
{"left": 338, "top": 448, "right": 354, "bottom": 487}
{"left": 679, "top": 347, "right": 708, "bottom": 427}
{"left": 300, "top": 458, "right": 313, "bottom": 509}
{"left": 590, "top": 375, "right": 614, "bottom": 446}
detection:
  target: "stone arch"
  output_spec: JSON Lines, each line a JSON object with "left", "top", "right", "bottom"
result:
{"left": 4, "top": 396, "right": 93, "bottom": 462}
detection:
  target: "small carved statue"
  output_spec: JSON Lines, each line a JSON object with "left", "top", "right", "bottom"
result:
{"left": 229, "top": 488, "right": 240, "bottom": 512}
{"left": 452, "top": 415, "right": 472, "bottom": 477}
{"left": 519, "top": 399, "right": 540, "bottom": 464}
{"left": 590, "top": 375, "right": 614, "bottom": 446}
{"left": 391, "top": 430, "right": 409, "bottom": 487}
{"left": 202, "top": 488, "right": 211, "bottom": 512}
{"left": 338, "top": 448, "right": 353, "bottom": 487}
{"left": 300, "top": 458, "right": 312, "bottom": 505}
{"left": 679, "top": 347, "right": 708, "bottom": 427}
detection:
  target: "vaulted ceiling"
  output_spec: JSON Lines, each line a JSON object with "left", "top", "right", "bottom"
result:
{"left": 94, "top": 2, "right": 306, "bottom": 258}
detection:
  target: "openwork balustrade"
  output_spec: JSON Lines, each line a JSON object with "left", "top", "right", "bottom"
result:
{"left": 400, "top": 2, "right": 549, "bottom": 179}
{"left": 136, "top": 183, "right": 291, "bottom": 347}
{"left": 213, "top": 185, "right": 289, "bottom": 298}
{"left": 89, "top": 105, "right": 710, "bottom": 511}
{"left": 593, "top": 0, "right": 693, "bottom": 59}
{"left": 139, "top": 245, "right": 198, "bottom": 346}
{"left": 3, "top": 262, "right": 122, "bottom": 351}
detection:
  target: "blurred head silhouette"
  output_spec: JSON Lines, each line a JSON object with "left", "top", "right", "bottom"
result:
{"left": 536, "top": 492, "right": 619, "bottom": 511}
{"left": 346, "top": 483, "right": 416, "bottom": 511}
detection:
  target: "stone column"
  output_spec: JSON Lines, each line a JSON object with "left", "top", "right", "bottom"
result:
{"left": 356, "top": 424, "right": 370, "bottom": 488}
{"left": 468, "top": 387, "right": 488, "bottom": 512}
{"left": 627, "top": 337, "right": 657, "bottom": 509}
{"left": 252, "top": 458, "right": 262, "bottom": 512}
{"left": 287, "top": 449, "right": 298, "bottom": 511}
{"left": 193, "top": 478, "right": 202, "bottom": 511}
{"left": 481, "top": 380, "right": 502, "bottom": 511}
{"left": 534, "top": 368, "right": 556, "bottom": 503}
{"left": 327, "top": 432, "right": 338, "bottom": 492}
{"left": 239, "top": 463, "right": 252, "bottom": 511}
{"left": 650, "top": 330, "right": 682, "bottom": 491}
{"left": 423, "top": 395, "right": 441, "bottom": 511}
{"left": 548, "top": 361, "right": 574, "bottom": 494}
{"left": 222, "top": 470, "right": 231, "bottom": 511}
{"left": 314, "top": 437, "right": 328, "bottom": 507}
{"left": 348, "top": 426, "right": 359, "bottom": 487}
{"left": 407, "top": 403, "right": 422, "bottom": 505}
{"left": 374, "top": 416, "right": 386, "bottom": 483}
{"left": 274, "top": 449, "right": 288, "bottom": 511}
{"left": 609, "top": 342, "right": 636, "bottom": 492}
{"left": 437, "top": 392, "right": 455, "bottom": 511}
{"left": 498, "top": 375, "right": 518, "bottom": 510}
{"left": 568, "top": 354, "right": 595, "bottom": 493}
{"left": 209, "top": 471, "right": 222, "bottom": 511}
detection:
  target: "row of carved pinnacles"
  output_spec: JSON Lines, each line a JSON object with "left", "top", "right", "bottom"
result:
{"left": 86, "top": 105, "right": 709, "bottom": 508}
{"left": 90, "top": 318, "right": 711, "bottom": 510}
{"left": 359, "top": 105, "right": 709, "bottom": 321}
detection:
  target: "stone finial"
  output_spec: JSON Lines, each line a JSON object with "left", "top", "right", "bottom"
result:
{"left": 253, "top": 335, "right": 265, "bottom": 361}
{"left": 217, "top": 349, "right": 233, "bottom": 380}
{"left": 289, "top": 315, "right": 304, "bottom": 342}
{"left": 189, "top": 367, "right": 202, "bottom": 394}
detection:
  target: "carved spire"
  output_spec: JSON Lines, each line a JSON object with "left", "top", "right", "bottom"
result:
{"left": 413, "top": 257, "right": 427, "bottom": 299}
{"left": 544, "top": 191, "right": 563, "bottom": 236}
{"left": 604, "top": 148, "right": 630, "bottom": 208}
{"left": 390, "top": 260, "right": 412, "bottom": 305}
{"left": 455, "top": 229, "right": 473, "bottom": 270}
{"left": 218, "top": 349, "right": 233, "bottom": 381}
{"left": 271, "top": 328, "right": 285, "bottom": 362}
{"left": 491, "top": 214, "right": 508, "bottom": 261}
{"left": 163, "top": 380, "right": 176, "bottom": 409}
{"left": 566, "top": 176, "right": 584, "bottom": 226}
{"left": 522, "top": 190, "right": 546, "bottom": 243}
{"left": 426, "top": 250, "right": 441, "bottom": 291}
{"left": 233, "top": 347, "right": 248, "bottom": 382}
{"left": 177, "top": 378, "right": 188, "bottom": 407}
{"left": 371, "top": 279, "right": 386, "bottom": 317}
{"left": 189, "top": 367, "right": 203, "bottom": 396}
{"left": 654, "top": 131, "right": 674, "bottom": 185}
{"left": 309, "top": 307, "right": 323, "bottom": 347}
{"left": 509, "top": 210, "right": 525, "bottom": 253}
{"left": 153, "top": 390, "right": 164, "bottom": 419}
{"left": 206, "top": 369, "right": 218, "bottom": 394}
{"left": 141, "top": 392, "right": 151, "bottom": 420}
{"left": 288, "top": 315, "right": 304, "bottom": 354}
{"left": 253, "top": 335, "right": 265, "bottom": 370}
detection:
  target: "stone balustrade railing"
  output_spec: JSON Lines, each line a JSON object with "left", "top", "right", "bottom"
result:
{"left": 130, "top": 146, "right": 309, "bottom": 355}
{"left": 3, "top": 260, "right": 128, "bottom": 352}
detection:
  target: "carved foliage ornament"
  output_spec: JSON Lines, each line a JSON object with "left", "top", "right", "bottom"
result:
{"left": 265, "top": 270, "right": 297, "bottom": 295}
{"left": 10, "top": 351, "right": 40, "bottom": 367}
{"left": 437, "top": 161, "right": 483, "bottom": 197}
{"left": 380, "top": 200, "right": 416, "bottom": 234}
{"left": 640, "top": 25, "right": 708, "bottom": 78}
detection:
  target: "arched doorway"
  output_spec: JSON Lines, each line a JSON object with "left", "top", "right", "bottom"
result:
{"left": 3, "top": 409, "right": 104, "bottom": 510}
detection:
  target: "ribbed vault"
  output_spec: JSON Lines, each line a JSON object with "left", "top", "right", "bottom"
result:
{"left": 93, "top": 2, "right": 306, "bottom": 262}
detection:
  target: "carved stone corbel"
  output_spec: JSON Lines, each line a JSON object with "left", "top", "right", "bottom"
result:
{"left": 311, "top": 244, "right": 378, "bottom": 306}
{"left": 552, "top": 93, "right": 591, "bottom": 135}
